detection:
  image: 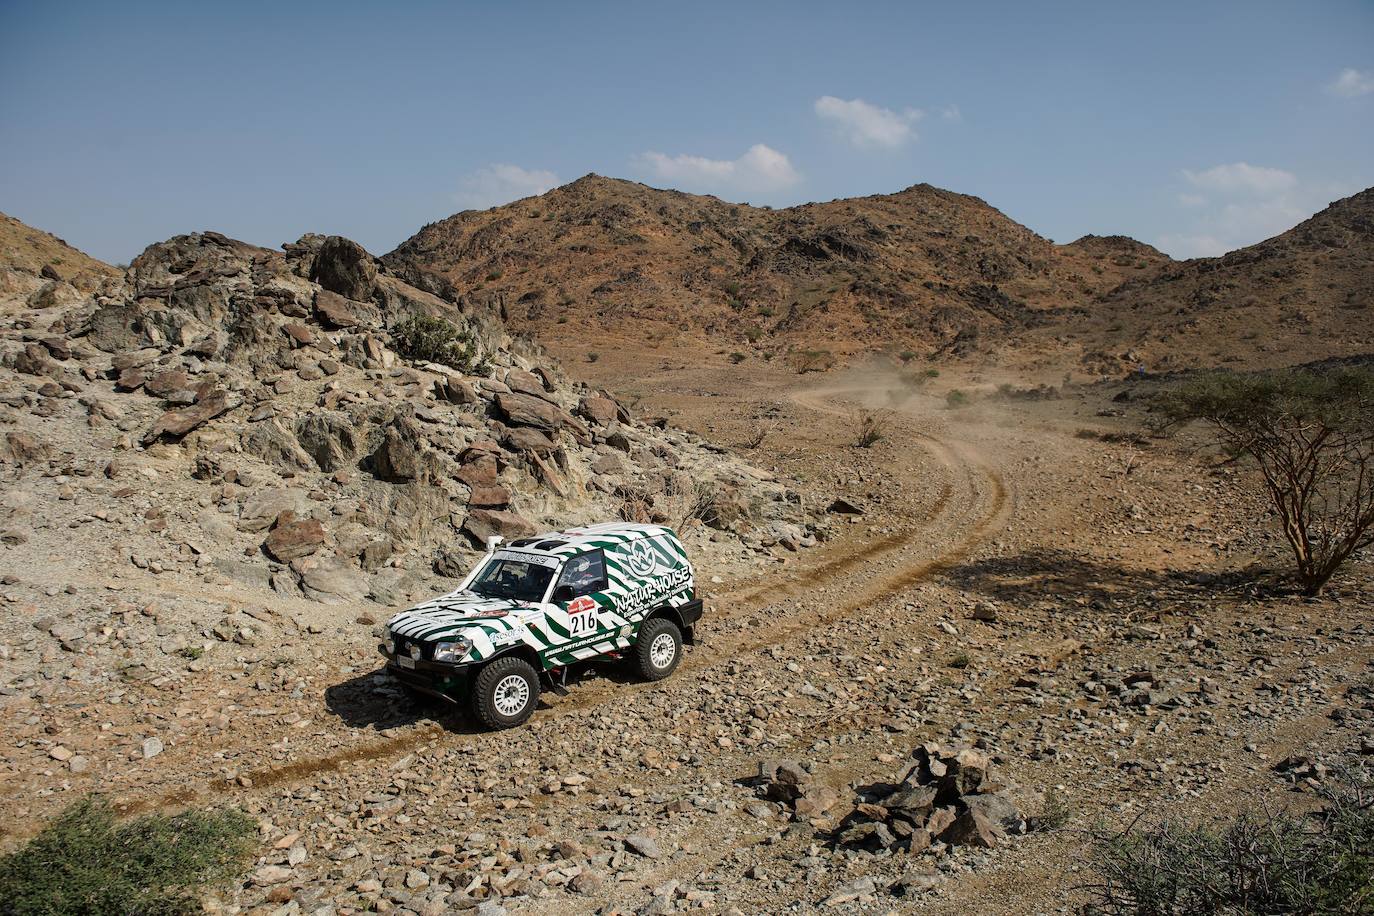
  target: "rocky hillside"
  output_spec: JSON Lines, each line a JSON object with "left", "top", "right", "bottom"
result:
{"left": 1055, "top": 187, "right": 1374, "bottom": 373}
{"left": 389, "top": 177, "right": 1374, "bottom": 376}
{"left": 0, "top": 210, "right": 121, "bottom": 313}
{"left": 0, "top": 226, "right": 824, "bottom": 692}
{"left": 385, "top": 175, "right": 1172, "bottom": 366}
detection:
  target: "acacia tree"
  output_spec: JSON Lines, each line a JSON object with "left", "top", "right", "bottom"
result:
{"left": 1155, "top": 368, "right": 1374, "bottom": 595}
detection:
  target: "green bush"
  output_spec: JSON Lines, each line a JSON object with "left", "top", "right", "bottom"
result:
{"left": 391, "top": 315, "right": 481, "bottom": 372}
{"left": 1082, "top": 774, "right": 1374, "bottom": 914}
{"left": 1153, "top": 368, "right": 1374, "bottom": 595}
{"left": 946, "top": 389, "right": 969, "bottom": 408}
{"left": 0, "top": 796, "right": 256, "bottom": 916}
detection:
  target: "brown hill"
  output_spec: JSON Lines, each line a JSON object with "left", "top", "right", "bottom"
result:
{"left": 1, "top": 210, "right": 121, "bottom": 311}
{"left": 386, "top": 175, "right": 1172, "bottom": 367}
{"left": 1055, "top": 188, "right": 1374, "bottom": 374}
{"left": 389, "top": 177, "right": 1374, "bottom": 377}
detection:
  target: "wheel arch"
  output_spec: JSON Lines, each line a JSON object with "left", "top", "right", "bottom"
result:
{"left": 643, "top": 603, "right": 694, "bottom": 644}
{"left": 482, "top": 643, "right": 543, "bottom": 671}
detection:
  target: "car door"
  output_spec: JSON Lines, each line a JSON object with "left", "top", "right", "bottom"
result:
{"left": 545, "top": 549, "right": 624, "bottom": 663}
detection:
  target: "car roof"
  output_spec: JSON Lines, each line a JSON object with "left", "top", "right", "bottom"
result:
{"left": 501, "top": 522, "right": 678, "bottom": 559}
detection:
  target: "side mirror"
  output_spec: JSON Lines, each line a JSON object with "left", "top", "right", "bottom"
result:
{"left": 551, "top": 585, "right": 575, "bottom": 604}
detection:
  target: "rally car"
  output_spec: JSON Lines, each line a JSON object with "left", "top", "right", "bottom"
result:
{"left": 380, "top": 522, "right": 702, "bottom": 729}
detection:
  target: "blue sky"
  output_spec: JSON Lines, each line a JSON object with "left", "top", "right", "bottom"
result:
{"left": 1, "top": 0, "right": 1371, "bottom": 264}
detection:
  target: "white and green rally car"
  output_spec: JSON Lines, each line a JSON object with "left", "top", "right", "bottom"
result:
{"left": 380, "top": 523, "right": 702, "bottom": 729}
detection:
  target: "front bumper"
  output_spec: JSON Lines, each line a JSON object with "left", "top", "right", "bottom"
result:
{"left": 378, "top": 644, "right": 476, "bottom": 703}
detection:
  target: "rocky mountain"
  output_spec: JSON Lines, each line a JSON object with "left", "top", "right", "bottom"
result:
{"left": 1, "top": 210, "right": 121, "bottom": 313}
{"left": 1054, "top": 187, "right": 1374, "bottom": 373}
{"left": 389, "top": 176, "right": 1373, "bottom": 376}
{"left": 0, "top": 224, "right": 824, "bottom": 689}
{"left": 385, "top": 175, "right": 1173, "bottom": 367}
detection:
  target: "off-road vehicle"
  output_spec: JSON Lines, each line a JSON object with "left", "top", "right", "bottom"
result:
{"left": 380, "top": 522, "right": 702, "bottom": 729}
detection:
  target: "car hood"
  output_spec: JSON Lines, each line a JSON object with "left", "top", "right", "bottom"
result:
{"left": 386, "top": 590, "right": 535, "bottom": 642}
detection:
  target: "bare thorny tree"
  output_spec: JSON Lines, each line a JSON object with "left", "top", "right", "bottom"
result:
{"left": 1154, "top": 367, "right": 1374, "bottom": 595}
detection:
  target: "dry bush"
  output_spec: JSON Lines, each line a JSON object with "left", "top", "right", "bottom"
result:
{"left": 1082, "top": 771, "right": 1374, "bottom": 914}
{"left": 0, "top": 796, "right": 256, "bottom": 915}
{"left": 852, "top": 409, "right": 888, "bottom": 448}
{"left": 1154, "top": 367, "right": 1374, "bottom": 595}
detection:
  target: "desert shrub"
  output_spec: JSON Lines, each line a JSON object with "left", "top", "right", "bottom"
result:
{"left": 898, "top": 350, "right": 918, "bottom": 363}
{"left": 1153, "top": 368, "right": 1374, "bottom": 595}
{"left": 391, "top": 315, "right": 481, "bottom": 372}
{"left": 0, "top": 796, "right": 256, "bottom": 916}
{"left": 946, "top": 389, "right": 969, "bottom": 408}
{"left": 729, "top": 352, "right": 746, "bottom": 365}
{"left": 1082, "top": 774, "right": 1374, "bottom": 915}
{"left": 1032, "top": 787, "right": 1073, "bottom": 832}
{"left": 742, "top": 325, "right": 763, "bottom": 343}
{"left": 740, "top": 423, "right": 771, "bottom": 449}
{"left": 759, "top": 305, "right": 775, "bottom": 317}
{"left": 792, "top": 349, "right": 836, "bottom": 374}
{"left": 485, "top": 269, "right": 503, "bottom": 282}
{"left": 671, "top": 478, "right": 721, "bottom": 530}
{"left": 948, "top": 652, "right": 970, "bottom": 669}
{"left": 586, "top": 351, "right": 600, "bottom": 363}
{"left": 853, "top": 409, "right": 887, "bottom": 448}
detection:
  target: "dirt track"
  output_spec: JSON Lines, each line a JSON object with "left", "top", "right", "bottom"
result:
{"left": 5, "top": 369, "right": 1371, "bottom": 915}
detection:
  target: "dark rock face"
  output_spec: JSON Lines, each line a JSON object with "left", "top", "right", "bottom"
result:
{"left": 295, "top": 411, "right": 363, "bottom": 472}
{"left": 310, "top": 236, "right": 377, "bottom": 301}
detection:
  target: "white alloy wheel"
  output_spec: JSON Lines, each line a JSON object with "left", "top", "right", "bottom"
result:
{"left": 649, "top": 632, "right": 678, "bottom": 669}
{"left": 493, "top": 673, "right": 531, "bottom": 717}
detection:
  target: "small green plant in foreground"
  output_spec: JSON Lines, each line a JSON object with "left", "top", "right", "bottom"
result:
{"left": 390, "top": 315, "right": 481, "bottom": 372}
{"left": 1082, "top": 773, "right": 1374, "bottom": 914}
{"left": 0, "top": 796, "right": 256, "bottom": 916}
{"left": 946, "top": 389, "right": 969, "bottom": 408}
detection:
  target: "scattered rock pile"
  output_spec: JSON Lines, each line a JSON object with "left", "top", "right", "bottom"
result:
{"left": 835, "top": 743, "right": 1027, "bottom": 853}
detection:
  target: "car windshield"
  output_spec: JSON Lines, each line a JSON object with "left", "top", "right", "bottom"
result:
{"left": 468, "top": 557, "right": 556, "bottom": 602}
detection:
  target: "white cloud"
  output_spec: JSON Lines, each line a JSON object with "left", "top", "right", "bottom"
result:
{"left": 1182, "top": 162, "right": 1296, "bottom": 195}
{"left": 1327, "top": 68, "right": 1374, "bottom": 98}
{"left": 1156, "top": 233, "right": 1229, "bottom": 259}
{"left": 455, "top": 163, "right": 560, "bottom": 209}
{"left": 940, "top": 104, "right": 962, "bottom": 122}
{"left": 633, "top": 144, "right": 801, "bottom": 194}
{"left": 1158, "top": 164, "right": 1354, "bottom": 259}
{"left": 814, "top": 96, "right": 923, "bottom": 148}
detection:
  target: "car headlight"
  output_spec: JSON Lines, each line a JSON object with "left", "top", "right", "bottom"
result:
{"left": 432, "top": 637, "right": 473, "bottom": 663}
{"left": 383, "top": 633, "right": 395, "bottom": 654}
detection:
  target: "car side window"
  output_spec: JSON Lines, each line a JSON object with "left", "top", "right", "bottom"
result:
{"left": 556, "top": 550, "right": 608, "bottom": 598}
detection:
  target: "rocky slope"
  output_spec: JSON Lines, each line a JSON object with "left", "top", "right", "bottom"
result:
{"left": 0, "top": 226, "right": 825, "bottom": 694}
{"left": 388, "top": 177, "right": 1373, "bottom": 377}
{"left": 0, "top": 209, "right": 121, "bottom": 313}
{"left": 385, "top": 175, "right": 1172, "bottom": 367}
{"left": 1056, "top": 187, "right": 1374, "bottom": 373}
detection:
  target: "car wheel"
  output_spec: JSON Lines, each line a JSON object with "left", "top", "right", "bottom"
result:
{"left": 633, "top": 617, "right": 682, "bottom": 681}
{"left": 472, "top": 656, "right": 541, "bottom": 730}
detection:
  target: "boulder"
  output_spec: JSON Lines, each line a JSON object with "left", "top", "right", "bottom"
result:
{"left": 462, "top": 509, "right": 535, "bottom": 546}
{"left": 143, "top": 368, "right": 192, "bottom": 400}
{"left": 578, "top": 395, "right": 620, "bottom": 427}
{"left": 295, "top": 411, "right": 362, "bottom": 472}
{"left": 264, "top": 517, "right": 328, "bottom": 562}
{"left": 239, "top": 488, "right": 310, "bottom": 532}
{"left": 468, "top": 485, "right": 511, "bottom": 509}
{"left": 313, "top": 289, "right": 366, "bottom": 329}
{"left": 503, "top": 426, "right": 557, "bottom": 454}
{"left": 368, "top": 416, "right": 431, "bottom": 482}
{"left": 494, "top": 391, "right": 562, "bottom": 431}
{"left": 504, "top": 369, "right": 554, "bottom": 401}
{"left": 310, "top": 236, "right": 377, "bottom": 301}
{"left": 142, "top": 390, "right": 236, "bottom": 443}
{"left": 295, "top": 556, "right": 369, "bottom": 603}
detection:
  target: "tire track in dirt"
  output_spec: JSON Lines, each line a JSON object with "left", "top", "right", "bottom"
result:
{"left": 118, "top": 387, "right": 1012, "bottom": 815}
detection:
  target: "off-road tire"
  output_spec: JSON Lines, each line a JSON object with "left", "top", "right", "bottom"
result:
{"left": 471, "top": 656, "right": 540, "bottom": 730}
{"left": 633, "top": 617, "right": 682, "bottom": 681}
